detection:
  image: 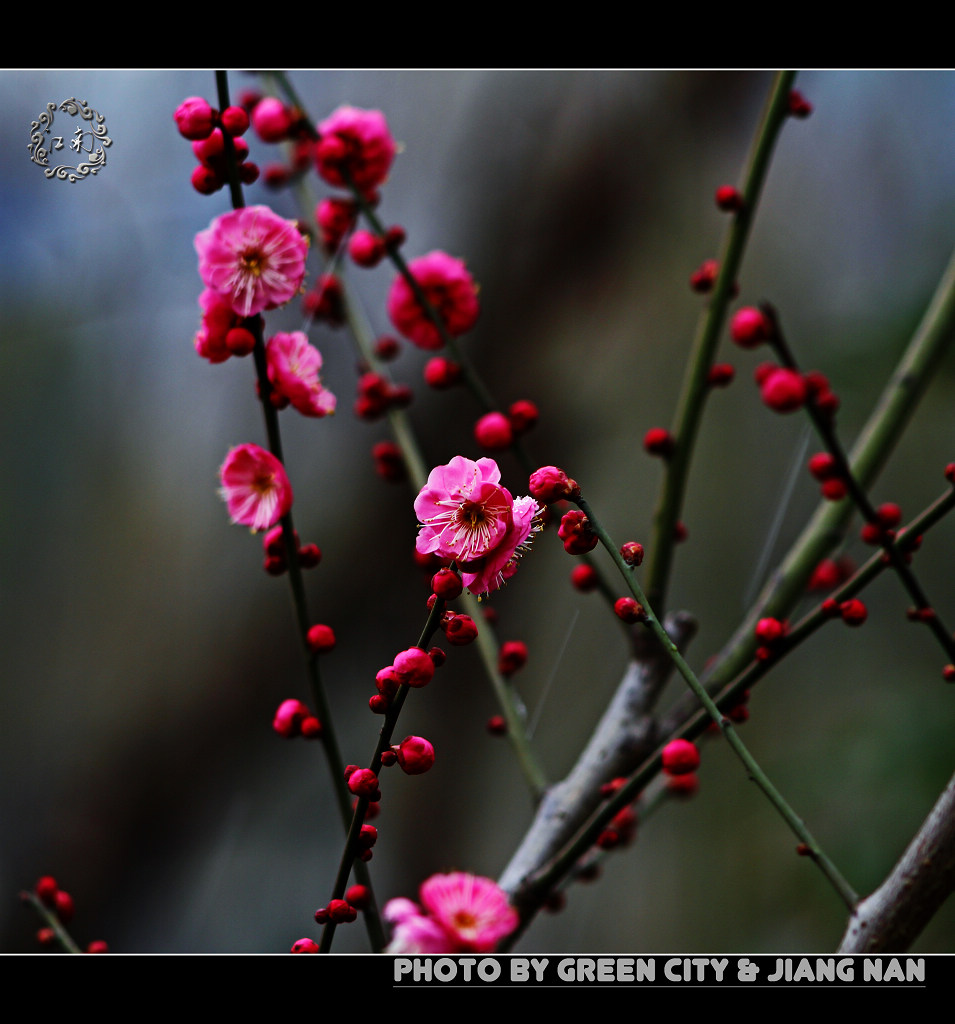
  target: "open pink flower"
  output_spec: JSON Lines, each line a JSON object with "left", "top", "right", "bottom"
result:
{"left": 414, "top": 457, "right": 540, "bottom": 596}
{"left": 266, "top": 331, "right": 336, "bottom": 417}
{"left": 387, "top": 251, "right": 479, "bottom": 350}
{"left": 196, "top": 206, "right": 308, "bottom": 318}
{"left": 314, "top": 106, "right": 396, "bottom": 194}
{"left": 461, "top": 494, "right": 540, "bottom": 596}
{"left": 384, "top": 873, "right": 518, "bottom": 954}
{"left": 219, "top": 443, "right": 293, "bottom": 532}
{"left": 414, "top": 456, "right": 512, "bottom": 564}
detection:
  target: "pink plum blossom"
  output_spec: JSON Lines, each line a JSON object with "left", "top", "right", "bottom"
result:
{"left": 265, "top": 331, "right": 336, "bottom": 417}
{"left": 196, "top": 206, "right": 308, "bottom": 318}
{"left": 414, "top": 456, "right": 511, "bottom": 564}
{"left": 218, "top": 444, "right": 293, "bottom": 532}
{"left": 414, "top": 457, "right": 540, "bottom": 596}
{"left": 387, "top": 251, "right": 479, "bottom": 350}
{"left": 314, "top": 106, "right": 396, "bottom": 194}
{"left": 461, "top": 495, "right": 540, "bottom": 596}
{"left": 383, "top": 873, "right": 518, "bottom": 954}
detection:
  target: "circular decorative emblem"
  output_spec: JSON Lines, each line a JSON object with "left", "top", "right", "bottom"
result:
{"left": 28, "top": 98, "right": 112, "bottom": 182}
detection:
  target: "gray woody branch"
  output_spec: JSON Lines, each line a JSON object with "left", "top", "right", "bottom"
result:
{"left": 838, "top": 769, "right": 955, "bottom": 953}
{"left": 498, "top": 611, "right": 696, "bottom": 895}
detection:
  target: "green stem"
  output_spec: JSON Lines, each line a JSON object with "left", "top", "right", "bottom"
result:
{"left": 341, "top": 258, "right": 548, "bottom": 800}
{"left": 320, "top": 597, "right": 446, "bottom": 953}
{"left": 578, "top": 495, "right": 859, "bottom": 911}
{"left": 21, "top": 891, "right": 82, "bottom": 954}
{"left": 766, "top": 309, "right": 955, "bottom": 663}
{"left": 644, "top": 70, "right": 798, "bottom": 615}
{"left": 702, "top": 242, "right": 955, "bottom": 692}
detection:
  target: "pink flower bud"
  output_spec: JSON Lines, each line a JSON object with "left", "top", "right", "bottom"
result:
{"left": 54, "top": 890, "right": 75, "bottom": 924}
{"left": 347, "top": 768, "right": 380, "bottom": 799}
{"left": 715, "top": 184, "right": 744, "bottom": 212}
{"left": 328, "top": 899, "right": 358, "bottom": 923}
{"left": 661, "top": 739, "right": 700, "bottom": 776}
{"left": 348, "top": 230, "right": 386, "bottom": 267}
{"left": 35, "top": 876, "right": 58, "bottom": 906}
{"left": 619, "top": 541, "right": 644, "bottom": 566}
{"left": 392, "top": 647, "right": 435, "bottom": 688}
{"left": 614, "top": 597, "right": 645, "bottom": 623}
{"left": 252, "top": 97, "right": 293, "bottom": 143}
{"left": 643, "top": 427, "right": 675, "bottom": 458}
{"left": 760, "top": 368, "right": 807, "bottom": 413}
{"left": 443, "top": 613, "right": 479, "bottom": 646}
{"left": 508, "top": 399, "right": 539, "bottom": 435}
{"left": 291, "top": 938, "right": 319, "bottom": 953}
{"left": 273, "top": 699, "right": 310, "bottom": 738}
{"left": 306, "top": 624, "right": 336, "bottom": 653}
{"left": 432, "top": 567, "right": 463, "bottom": 600}
{"left": 570, "top": 564, "right": 599, "bottom": 592}
{"left": 174, "top": 97, "right": 216, "bottom": 140}
{"left": 474, "top": 412, "right": 513, "bottom": 451}
{"left": 346, "top": 884, "right": 370, "bottom": 909}
{"left": 423, "top": 357, "right": 463, "bottom": 389}
{"left": 498, "top": 640, "right": 528, "bottom": 677}
{"left": 839, "top": 599, "right": 868, "bottom": 626}
{"left": 220, "top": 105, "right": 249, "bottom": 137}
{"left": 395, "top": 736, "right": 436, "bottom": 776}
{"left": 730, "top": 307, "right": 773, "bottom": 348}
{"left": 528, "top": 466, "right": 579, "bottom": 504}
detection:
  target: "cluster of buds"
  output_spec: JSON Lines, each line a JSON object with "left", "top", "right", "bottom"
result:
{"left": 822, "top": 597, "right": 869, "bottom": 627}
{"left": 558, "top": 511, "right": 598, "bottom": 555}
{"left": 807, "top": 451, "right": 847, "bottom": 501}
{"left": 370, "top": 647, "right": 439, "bottom": 714}
{"left": 314, "top": 898, "right": 359, "bottom": 925}
{"left": 754, "top": 616, "right": 789, "bottom": 662}
{"left": 174, "top": 96, "right": 258, "bottom": 196}
{"left": 27, "top": 876, "right": 108, "bottom": 952}
{"left": 262, "top": 525, "right": 321, "bottom": 577}
{"left": 860, "top": 502, "right": 902, "bottom": 545}
{"left": 272, "top": 699, "right": 323, "bottom": 739}
{"left": 354, "top": 372, "right": 412, "bottom": 421}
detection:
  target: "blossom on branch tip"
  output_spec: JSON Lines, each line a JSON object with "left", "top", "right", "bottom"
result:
{"left": 218, "top": 444, "right": 293, "bottom": 532}
{"left": 414, "top": 457, "right": 541, "bottom": 596}
{"left": 387, "top": 251, "right": 479, "bottom": 350}
{"left": 196, "top": 206, "right": 308, "bottom": 318}
{"left": 384, "top": 872, "right": 518, "bottom": 954}
{"left": 314, "top": 106, "right": 396, "bottom": 194}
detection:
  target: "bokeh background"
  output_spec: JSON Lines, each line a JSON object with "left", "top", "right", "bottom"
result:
{"left": 3, "top": 69, "right": 955, "bottom": 954}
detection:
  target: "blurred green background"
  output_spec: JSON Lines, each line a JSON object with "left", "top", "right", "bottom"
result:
{"left": 3, "top": 69, "right": 955, "bottom": 953}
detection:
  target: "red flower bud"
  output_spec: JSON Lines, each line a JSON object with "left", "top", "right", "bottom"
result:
{"left": 395, "top": 735, "right": 435, "bottom": 775}
{"left": 661, "top": 739, "right": 700, "bottom": 776}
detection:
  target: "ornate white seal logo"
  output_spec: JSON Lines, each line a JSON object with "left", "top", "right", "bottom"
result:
{"left": 28, "top": 98, "right": 112, "bottom": 182}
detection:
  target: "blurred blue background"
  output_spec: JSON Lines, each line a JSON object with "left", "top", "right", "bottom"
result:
{"left": 3, "top": 69, "right": 955, "bottom": 953}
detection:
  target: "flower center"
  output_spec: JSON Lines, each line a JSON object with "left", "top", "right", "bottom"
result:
{"left": 452, "top": 910, "right": 477, "bottom": 933}
{"left": 252, "top": 471, "right": 275, "bottom": 496}
{"left": 240, "top": 250, "right": 263, "bottom": 277}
